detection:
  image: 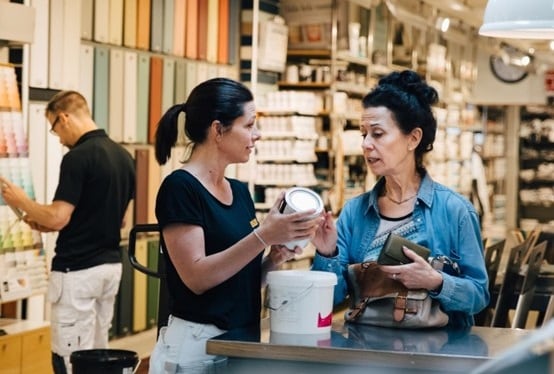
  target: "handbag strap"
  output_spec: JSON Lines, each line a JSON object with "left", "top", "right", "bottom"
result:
{"left": 345, "top": 297, "right": 369, "bottom": 321}
{"left": 393, "top": 290, "right": 410, "bottom": 322}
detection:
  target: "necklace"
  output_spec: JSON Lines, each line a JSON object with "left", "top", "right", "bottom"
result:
{"left": 385, "top": 193, "right": 417, "bottom": 205}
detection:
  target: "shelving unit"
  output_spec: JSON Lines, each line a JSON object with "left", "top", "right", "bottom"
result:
{"left": 426, "top": 106, "right": 476, "bottom": 198}
{"left": 331, "top": 44, "right": 377, "bottom": 212}
{"left": 272, "top": 0, "right": 487, "bottom": 215}
{"left": 518, "top": 107, "right": 554, "bottom": 231}
{"left": 254, "top": 117, "right": 318, "bottom": 179}
{"left": 253, "top": 109, "right": 326, "bottom": 218}
{"left": 479, "top": 106, "right": 508, "bottom": 228}
{"left": 253, "top": 34, "right": 336, "bottom": 208}
{"left": 0, "top": 18, "right": 54, "bottom": 365}
{"left": 7, "top": 0, "right": 243, "bottom": 340}
{"left": 270, "top": 0, "right": 377, "bottom": 214}
{"left": 1, "top": 27, "right": 48, "bottom": 320}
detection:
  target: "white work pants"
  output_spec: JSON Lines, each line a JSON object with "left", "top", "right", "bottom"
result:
{"left": 148, "top": 315, "right": 227, "bottom": 374}
{"left": 48, "top": 263, "right": 122, "bottom": 371}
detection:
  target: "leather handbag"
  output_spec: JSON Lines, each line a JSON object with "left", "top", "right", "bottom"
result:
{"left": 344, "top": 261, "right": 449, "bottom": 328}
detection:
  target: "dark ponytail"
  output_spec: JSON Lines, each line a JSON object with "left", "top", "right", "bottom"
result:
{"left": 154, "top": 104, "right": 186, "bottom": 165}
{"left": 154, "top": 77, "right": 253, "bottom": 165}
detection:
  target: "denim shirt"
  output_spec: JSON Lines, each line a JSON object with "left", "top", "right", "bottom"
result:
{"left": 312, "top": 173, "right": 490, "bottom": 327}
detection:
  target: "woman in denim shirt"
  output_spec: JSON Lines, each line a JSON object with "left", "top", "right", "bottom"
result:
{"left": 312, "top": 70, "right": 489, "bottom": 327}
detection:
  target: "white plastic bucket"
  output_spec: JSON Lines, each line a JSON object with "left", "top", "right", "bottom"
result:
{"left": 266, "top": 270, "right": 337, "bottom": 334}
{"left": 279, "top": 187, "right": 324, "bottom": 249}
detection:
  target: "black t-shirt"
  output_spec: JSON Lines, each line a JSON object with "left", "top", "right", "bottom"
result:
{"left": 156, "top": 169, "right": 262, "bottom": 330}
{"left": 51, "top": 129, "right": 135, "bottom": 271}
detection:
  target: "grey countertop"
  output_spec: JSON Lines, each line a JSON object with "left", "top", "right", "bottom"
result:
{"left": 206, "top": 320, "right": 551, "bottom": 373}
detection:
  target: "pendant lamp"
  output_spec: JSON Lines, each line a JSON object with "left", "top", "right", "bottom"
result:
{"left": 479, "top": 0, "right": 554, "bottom": 39}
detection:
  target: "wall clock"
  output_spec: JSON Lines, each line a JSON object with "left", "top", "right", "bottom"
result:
{"left": 489, "top": 46, "right": 529, "bottom": 84}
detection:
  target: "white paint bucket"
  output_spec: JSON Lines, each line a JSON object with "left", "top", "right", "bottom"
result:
{"left": 279, "top": 187, "right": 324, "bottom": 249}
{"left": 266, "top": 270, "right": 337, "bottom": 334}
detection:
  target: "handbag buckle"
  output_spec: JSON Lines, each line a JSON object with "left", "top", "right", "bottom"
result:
{"left": 393, "top": 295, "right": 407, "bottom": 321}
{"left": 393, "top": 295, "right": 418, "bottom": 322}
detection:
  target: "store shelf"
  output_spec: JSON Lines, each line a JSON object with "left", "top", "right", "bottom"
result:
{"left": 253, "top": 111, "right": 323, "bottom": 208}
{"left": 256, "top": 155, "right": 318, "bottom": 163}
{"left": 287, "top": 49, "right": 331, "bottom": 58}
{"left": 256, "top": 109, "right": 329, "bottom": 117}
{"left": 276, "top": 81, "right": 331, "bottom": 89}
{"left": 259, "top": 132, "right": 318, "bottom": 140}
{"left": 519, "top": 204, "right": 554, "bottom": 224}
{"left": 334, "top": 81, "right": 370, "bottom": 96}
{"left": 335, "top": 50, "right": 371, "bottom": 66}
{"left": 518, "top": 110, "right": 554, "bottom": 225}
{"left": 275, "top": 0, "right": 492, "bottom": 214}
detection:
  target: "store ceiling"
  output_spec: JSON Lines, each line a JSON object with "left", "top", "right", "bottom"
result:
{"left": 390, "top": 0, "right": 554, "bottom": 67}
{"left": 421, "top": 0, "right": 488, "bottom": 29}
{"left": 383, "top": 0, "right": 554, "bottom": 68}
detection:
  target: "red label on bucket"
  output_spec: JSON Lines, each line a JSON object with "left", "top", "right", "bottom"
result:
{"left": 318, "top": 312, "right": 332, "bottom": 327}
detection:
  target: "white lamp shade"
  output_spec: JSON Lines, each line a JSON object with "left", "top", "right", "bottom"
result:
{"left": 479, "top": 0, "right": 554, "bottom": 39}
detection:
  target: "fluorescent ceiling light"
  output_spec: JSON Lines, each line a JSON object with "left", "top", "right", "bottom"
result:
{"left": 479, "top": 0, "right": 554, "bottom": 39}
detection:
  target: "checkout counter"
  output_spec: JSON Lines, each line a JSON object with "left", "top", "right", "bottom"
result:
{"left": 206, "top": 319, "right": 553, "bottom": 373}
{"left": 126, "top": 226, "right": 553, "bottom": 372}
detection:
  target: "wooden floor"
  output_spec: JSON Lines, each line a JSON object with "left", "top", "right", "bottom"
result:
{"left": 109, "top": 327, "right": 156, "bottom": 373}
{"left": 136, "top": 359, "right": 150, "bottom": 373}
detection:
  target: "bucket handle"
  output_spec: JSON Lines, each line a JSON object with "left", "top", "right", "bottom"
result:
{"left": 133, "top": 358, "right": 142, "bottom": 374}
{"left": 265, "top": 283, "right": 314, "bottom": 311}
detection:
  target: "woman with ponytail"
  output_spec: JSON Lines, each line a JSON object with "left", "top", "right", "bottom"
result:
{"left": 149, "top": 78, "right": 322, "bottom": 372}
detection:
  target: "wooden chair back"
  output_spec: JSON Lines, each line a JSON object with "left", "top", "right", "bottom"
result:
{"left": 474, "top": 239, "right": 506, "bottom": 326}
{"left": 485, "top": 239, "right": 506, "bottom": 288}
{"left": 511, "top": 241, "right": 547, "bottom": 329}
{"left": 520, "top": 226, "right": 542, "bottom": 265}
{"left": 491, "top": 242, "right": 527, "bottom": 327}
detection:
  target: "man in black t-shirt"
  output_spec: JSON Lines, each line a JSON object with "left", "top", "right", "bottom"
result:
{"left": 0, "top": 90, "right": 135, "bottom": 374}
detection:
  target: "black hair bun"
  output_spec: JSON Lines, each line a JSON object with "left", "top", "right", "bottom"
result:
{"left": 379, "top": 70, "right": 438, "bottom": 106}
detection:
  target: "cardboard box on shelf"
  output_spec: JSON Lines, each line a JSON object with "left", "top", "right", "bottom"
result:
{"left": 281, "top": 0, "right": 332, "bottom": 49}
